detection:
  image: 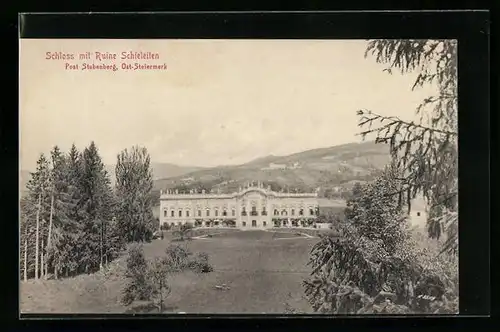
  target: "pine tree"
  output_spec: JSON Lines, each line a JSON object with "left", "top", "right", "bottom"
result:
{"left": 24, "top": 154, "right": 51, "bottom": 280}
{"left": 78, "top": 141, "right": 114, "bottom": 273}
{"left": 358, "top": 39, "right": 458, "bottom": 254}
{"left": 20, "top": 196, "right": 36, "bottom": 280}
{"left": 44, "top": 146, "right": 80, "bottom": 278}
{"left": 115, "top": 146, "right": 155, "bottom": 243}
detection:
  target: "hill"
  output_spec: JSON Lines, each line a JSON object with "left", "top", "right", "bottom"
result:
{"left": 153, "top": 141, "right": 391, "bottom": 196}
{"left": 20, "top": 141, "right": 391, "bottom": 200}
{"left": 20, "top": 163, "right": 205, "bottom": 195}
{"left": 105, "top": 163, "right": 205, "bottom": 186}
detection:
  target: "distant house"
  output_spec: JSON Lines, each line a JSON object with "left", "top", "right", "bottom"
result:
{"left": 408, "top": 195, "right": 428, "bottom": 228}
{"left": 262, "top": 162, "right": 287, "bottom": 170}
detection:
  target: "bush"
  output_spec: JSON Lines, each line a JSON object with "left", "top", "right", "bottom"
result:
{"left": 164, "top": 244, "right": 192, "bottom": 272}
{"left": 121, "top": 244, "right": 154, "bottom": 306}
{"left": 121, "top": 244, "right": 214, "bottom": 312}
{"left": 188, "top": 252, "right": 213, "bottom": 273}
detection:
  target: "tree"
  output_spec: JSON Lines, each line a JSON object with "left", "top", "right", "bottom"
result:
{"left": 358, "top": 39, "right": 458, "bottom": 255}
{"left": 344, "top": 167, "right": 409, "bottom": 254}
{"left": 121, "top": 244, "right": 154, "bottom": 306}
{"left": 42, "top": 145, "right": 81, "bottom": 279}
{"left": 23, "top": 153, "right": 51, "bottom": 280}
{"left": 303, "top": 168, "right": 458, "bottom": 314}
{"left": 147, "top": 257, "right": 173, "bottom": 312}
{"left": 115, "top": 146, "right": 155, "bottom": 243}
{"left": 78, "top": 141, "right": 114, "bottom": 273}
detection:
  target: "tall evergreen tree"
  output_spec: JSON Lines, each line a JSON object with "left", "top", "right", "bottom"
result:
{"left": 78, "top": 141, "right": 114, "bottom": 273}
{"left": 115, "top": 146, "right": 155, "bottom": 242}
{"left": 43, "top": 146, "right": 81, "bottom": 278}
{"left": 358, "top": 39, "right": 458, "bottom": 254}
{"left": 23, "top": 154, "right": 51, "bottom": 280}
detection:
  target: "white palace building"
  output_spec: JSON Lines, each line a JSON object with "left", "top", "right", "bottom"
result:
{"left": 159, "top": 182, "right": 320, "bottom": 229}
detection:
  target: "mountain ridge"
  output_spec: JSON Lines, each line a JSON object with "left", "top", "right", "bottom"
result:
{"left": 20, "top": 141, "right": 391, "bottom": 197}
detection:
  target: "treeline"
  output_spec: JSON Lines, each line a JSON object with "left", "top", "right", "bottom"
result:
{"left": 20, "top": 142, "right": 155, "bottom": 281}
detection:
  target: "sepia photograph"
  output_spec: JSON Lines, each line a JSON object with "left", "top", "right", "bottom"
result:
{"left": 19, "top": 38, "right": 458, "bottom": 315}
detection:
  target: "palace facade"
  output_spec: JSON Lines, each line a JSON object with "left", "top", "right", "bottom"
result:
{"left": 159, "top": 183, "right": 319, "bottom": 229}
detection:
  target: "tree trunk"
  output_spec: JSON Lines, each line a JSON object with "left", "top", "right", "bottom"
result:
{"left": 35, "top": 193, "right": 42, "bottom": 280}
{"left": 41, "top": 238, "right": 44, "bottom": 279}
{"left": 159, "top": 280, "right": 163, "bottom": 313}
{"left": 23, "top": 236, "right": 28, "bottom": 282}
{"left": 46, "top": 194, "right": 54, "bottom": 276}
{"left": 103, "top": 221, "right": 107, "bottom": 267}
{"left": 54, "top": 263, "right": 58, "bottom": 280}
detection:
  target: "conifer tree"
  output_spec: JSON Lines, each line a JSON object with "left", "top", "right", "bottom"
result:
{"left": 44, "top": 146, "right": 80, "bottom": 278}
{"left": 358, "top": 39, "right": 458, "bottom": 254}
{"left": 78, "top": 141, "right": 114, "bottom": 273}
{"left": 24, "top": 153, "right": 51, "bottom": 280}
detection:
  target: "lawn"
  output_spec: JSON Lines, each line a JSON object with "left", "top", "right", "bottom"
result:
{"left": 20, "top": 230, "right": 321, "bottom": 314}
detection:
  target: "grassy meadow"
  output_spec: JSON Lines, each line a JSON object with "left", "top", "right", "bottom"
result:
{"left": 20, "top": 230, "right": 333, "bottom": 314}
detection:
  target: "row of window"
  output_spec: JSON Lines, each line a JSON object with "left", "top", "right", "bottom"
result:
{"left": 164, "top": 209, "right": 237, "bottom": 218}
{"left": 164, "top": 206, "right": 318, "bottom": 218}
{"left": 273, "top": 208, "right": 316, "bottom": 216}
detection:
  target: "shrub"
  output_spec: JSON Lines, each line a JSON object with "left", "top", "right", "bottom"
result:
{"left": 188, "top": 252, "right": 214, "bottom": 273}
{"left": 164, "top": 244, "right": 192, "bottom": 272}
{"left": 146, "top": 257, "right": 173, "bottom": 312}
{"left": 121, "top": 244, "right": 154, "bottom": 306}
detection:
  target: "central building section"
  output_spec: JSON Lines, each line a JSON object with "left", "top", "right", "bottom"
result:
{"left": 236, "top": 188, "right": 270, "bottom": 228}
{"left": 159, "top": 184, "right": 319, "bottom": 230}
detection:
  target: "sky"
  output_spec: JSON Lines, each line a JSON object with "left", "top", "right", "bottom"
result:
{"left": 20, "top": 39, "right": 436, "bottom": 171}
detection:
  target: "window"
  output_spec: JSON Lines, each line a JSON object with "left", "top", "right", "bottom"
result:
{"left": 281, "top": 209, "right": 287, "bottom": 216}
{"left": 310, "top": 208, "right": 314, "bottom": 216}
{"left": 299, "top": 209, "right": 304, "bottom": 216}
{"left": 198, "top": 210, "right": 201, "bottom": 217}
{"left": 171, "top": 210, "right": 174, "bottom": 217}
{"left": 242, "top": 221, "right": 246, "bottom": 227}
{"left": 291, "top": 209, "right": 295, "bottom": 216}
{"left": 242, "top": 207, "right": 247, "bottom": 216}
{"left": 252, "top": 220, "right": 257, "bottom": 227}
{"left": 232, "top": 209, "right": 236, "bottom": 216}
{"left": 251, "top": 206, "right": 258, "bottom": 216}
{"left": 206, "top": 209, "right": 210, "bottom": 217}
{"left": 186, "top": 210, "right": 190, "bottom": 217}
{"left": 274, "top": 209, "right": 279, "bottom": 216}
{"left": 215, "top": 210, "right": 219, "bottom": 217}
{"left": 178, "top": 210, "right": 182, "bottom": 217}
{"left": 263, "top": 221, "right": 267, "bottom": 227}
{"left": 164, "top": 210, "right": 167, "bottom": 217}
{"left": 223, "top": 210, "right": 227, "bottom": 216}
{"left": 417, "top": 212, "right": 421, "bottom": 216}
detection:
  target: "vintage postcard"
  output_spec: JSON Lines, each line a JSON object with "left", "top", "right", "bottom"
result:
{"left": 19, "top": 38, "right": 458, "bottom": 315}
